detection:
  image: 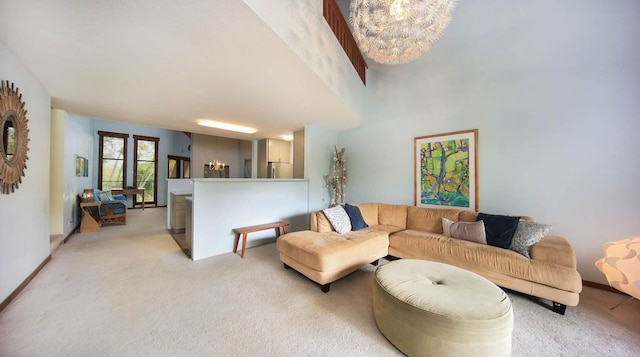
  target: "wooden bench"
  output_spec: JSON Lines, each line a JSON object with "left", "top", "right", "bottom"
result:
{"left": 233, "top": 221, "right": 289, "bottom": 258}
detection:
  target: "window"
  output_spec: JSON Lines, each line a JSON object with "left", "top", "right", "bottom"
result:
{"left": 134, "top": 135, "right": 159, "bottom": 206}
{"left": 98, "top": 131, "right": 129, "bottom": 191}
{"left": 168, "top": 155, "right": 190, "bottom": 179}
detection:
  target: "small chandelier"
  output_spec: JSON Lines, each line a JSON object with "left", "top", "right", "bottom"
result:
{"left": 208, "top": 160, "right": 225, "bottom": 171}
{"left": 350, "top": 0, "right": 458, "bottom": 65}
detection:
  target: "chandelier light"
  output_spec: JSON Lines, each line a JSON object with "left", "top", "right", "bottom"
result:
{"left": 350, "top": 0, "right": 458, "bottom": 65}
{"left": 208, "top": 160, "right": 225, "bottom": 171}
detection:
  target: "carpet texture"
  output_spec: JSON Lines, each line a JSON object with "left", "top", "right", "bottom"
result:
{"left": 1, "top": 208, "right": 639, "bottom": 356}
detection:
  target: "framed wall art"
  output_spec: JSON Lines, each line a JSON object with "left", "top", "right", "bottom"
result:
{"left": 75, "top": 155, "right": 88, "bottom": 177}
{"left": 414, "top": 129, "right": 478, "bottom": 211}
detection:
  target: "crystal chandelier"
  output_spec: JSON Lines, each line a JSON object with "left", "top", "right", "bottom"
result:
{"left": 208, "top": 160, "right": 225, "bottom": 171}
{"left": 349, "top": 0, "right": 458, "bottom": 65}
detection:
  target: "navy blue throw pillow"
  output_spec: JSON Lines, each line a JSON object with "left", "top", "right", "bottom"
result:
{"left": 344, "top": 203, "right": 369, "bottom": 231}
{"left": 476, "top": 213, "right": 520, "bottom": 249}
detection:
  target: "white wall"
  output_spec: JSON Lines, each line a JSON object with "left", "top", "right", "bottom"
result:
{"left": 304, "top": 124, "right": 338, "bottom": 212}
{"left": 339, "top": 0, "right": 640, "bottom": 284}
{"left": 63, "top": 113, "right": 95, "bottom": 235}
{"left": 190, "top": 179, "right": 309, "bottom": 260}
{"left": 49, "top": 109, "right": 65, "bottom": 235}
{"left": 0, "top": 42, "right": 51, "bottom": 302}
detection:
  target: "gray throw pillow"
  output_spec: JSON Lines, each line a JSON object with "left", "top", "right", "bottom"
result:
{"left": 450, "top": 221, "right": 487, "bottom": 245}
{"left": 322, "top": 205, "right": 352, "bottom": 234}
{"left": 509, "top": 221, "right": 552, "bottom": 258}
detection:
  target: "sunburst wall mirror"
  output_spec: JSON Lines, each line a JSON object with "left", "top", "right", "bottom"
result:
{"left": 0, "top": 80, "right": 30, "bottom": 194}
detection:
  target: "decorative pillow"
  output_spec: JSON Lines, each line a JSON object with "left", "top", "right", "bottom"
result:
{"left": 450, "top": 221, "right": 487, "bottom": 244}
{"left": 344, "top": 203, "right": 368, "bottom": 231}
{"left": 442, "top": 217, "right": 454, "bottom": 237}
{"left": 93, "top": 189, "right": 101, "bottom": 202}
{"left": 322, "top": 205, "right": 352, "bottom": 234}
{"left": 476, "top": 213, "right": 520, "bottom": 249}
{"left": 509, "top": 221, "right": 552, "bottom": 258}
{"left": 97, "top": 190, "right": 114, "bottom": 201}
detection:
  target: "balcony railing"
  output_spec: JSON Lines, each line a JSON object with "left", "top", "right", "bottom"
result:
{"left": 323, "top": 0, "right": 367, "bottom": 85}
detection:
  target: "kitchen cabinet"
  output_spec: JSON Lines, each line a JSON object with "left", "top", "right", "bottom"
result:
{"left": 267, "top": 139, "right": 291, "bottom": 163}
{"left": 258, "top": 138, "right": 292, "bottom": 177}
{"left": 170, "top": 192, "right": 191, "bottom": 233}
{"left": 185, "top": 197, "right": 192, "bottom": 257}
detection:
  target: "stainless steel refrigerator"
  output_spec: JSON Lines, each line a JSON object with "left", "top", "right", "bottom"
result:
{"left": 268, "top": 162, "right": 293, "bottom": 178}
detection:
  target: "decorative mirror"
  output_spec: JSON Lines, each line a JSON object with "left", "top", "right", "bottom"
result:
{"left": 0, "top": 80, "right": 30, "bottom": 194}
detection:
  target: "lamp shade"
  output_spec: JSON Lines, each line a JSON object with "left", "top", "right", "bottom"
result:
{"left": 83, "top": 189, "right": 94, "bottom": 202}
{"left": 350, "top": 0, "right": 458, "bottom": 65}
{"left": 595, "top": 236, "right": 640, "bottom": 299}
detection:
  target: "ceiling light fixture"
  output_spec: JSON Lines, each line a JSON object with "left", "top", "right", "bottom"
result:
{"left": 350, "top": 0, "right": 458, "bottom": 65}
{"left": 197, "top": 119, "right": 257, "bottom": 134}
{"left": 280, "top": 134, "right": 293, "bottom": 141}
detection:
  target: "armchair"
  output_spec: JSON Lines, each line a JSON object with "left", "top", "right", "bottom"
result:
{"left": 90, "top": 189, "right": 127, "bottom": 225}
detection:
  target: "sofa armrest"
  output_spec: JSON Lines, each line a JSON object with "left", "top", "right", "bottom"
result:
{"left": 310, "top": 211, "right": 335, "bottom": 233}
{"left": 530, "top": 235, "right": 577, "bottom": 269}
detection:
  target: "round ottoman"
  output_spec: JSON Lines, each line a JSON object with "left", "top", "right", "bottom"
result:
{"left": 373, "top": 259, "right": 513, "bottom": 357}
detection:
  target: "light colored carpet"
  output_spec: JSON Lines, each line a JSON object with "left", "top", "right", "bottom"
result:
{"left": 1, "top": 208, "right": 639, "bottom": 356}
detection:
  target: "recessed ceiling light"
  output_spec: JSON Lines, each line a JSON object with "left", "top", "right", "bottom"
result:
{"left": 197, "top": 119, "right": 257, "bottom": 134}
{"left": 280, "top": 134, "right": 293, "bottom": 141}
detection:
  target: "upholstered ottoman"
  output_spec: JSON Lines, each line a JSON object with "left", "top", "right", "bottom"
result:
{"left": 373, "top": 259, "right": 513, "bottom": 357}
{"left": 277, "top": 230, "right": 389, "bottom": 292}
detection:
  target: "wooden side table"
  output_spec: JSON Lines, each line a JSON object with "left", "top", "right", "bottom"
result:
{"left": 80, "top": 201, "right": 101, "bottom": 233}
{"left": 233, "top": 222, "right": 289, "bottom": 258}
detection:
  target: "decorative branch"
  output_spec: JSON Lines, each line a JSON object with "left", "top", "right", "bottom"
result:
{"left": 325, "top": 146, "right": 347, "bottom": 207}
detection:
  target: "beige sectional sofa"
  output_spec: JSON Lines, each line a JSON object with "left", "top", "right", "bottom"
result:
{"left": 276, "top": 203, "right": 583, "bottom": 314}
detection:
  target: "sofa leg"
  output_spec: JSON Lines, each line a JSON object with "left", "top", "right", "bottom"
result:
{"left": 320, "top": 283, "right": 330, "bottom": 293}
{"left": 283, "top": 263, "right": 290, "bottom": 269}
{"left": 385, "top": 255, "right": 400, "bottom": 261}
{"left": 552, "top": 301, "right": 567, "bottom": 315}
{"left": 370, "top": 259, "right": 379, "bottom": 266}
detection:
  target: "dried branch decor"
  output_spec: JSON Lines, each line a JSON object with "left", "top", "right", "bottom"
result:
{"left": 325, "top": 146, "right": 347, "bottom": 207}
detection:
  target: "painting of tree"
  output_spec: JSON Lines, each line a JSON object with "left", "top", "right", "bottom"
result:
{"left": 414, "top": 130, "right": 478, "bottom": 211}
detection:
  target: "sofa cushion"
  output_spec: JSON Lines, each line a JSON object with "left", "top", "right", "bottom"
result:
{"left": 389, "top": 230, "right": 581, "bottom": 293}
{"left": 407, "top": 207, "right": 460, "bottom": 234}
{"left": 355, "top": 203, "right": 379, "bottom": 226}
{"left": 344, "top": 203, "right": 368, "bottom": 231}
{"left": 378, "top": 204, "right": 408, "bottom": 229}
{"left": 509, "top": 221, "right": 552, "bottom": 258}
{"left": 450, "top": 221, "right": 487, "bottom": 245}
{"left": 322, "top": 206, "right": 352, "bottom": 234}
{"left": 477, "top": 213, "right": 520, "bottom": 249}
{"left": 459, "top": 210, "right": 479, "bottom": 222}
